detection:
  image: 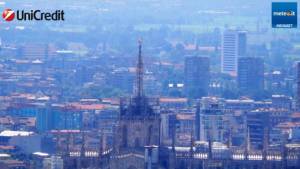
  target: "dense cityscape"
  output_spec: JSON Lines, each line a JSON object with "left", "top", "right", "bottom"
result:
{"left": 0, "top": 0, "right": 299, "bottom": 169}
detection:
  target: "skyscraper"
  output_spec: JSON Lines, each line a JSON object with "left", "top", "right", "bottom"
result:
{"left": 221, "top": 30, "right": 247, "bottom": 75}
{"left": 237, "top": 57, "right": 264, "bottom": 95}
{"left": 184, "top": 56, "right": 210, "bottom": 99}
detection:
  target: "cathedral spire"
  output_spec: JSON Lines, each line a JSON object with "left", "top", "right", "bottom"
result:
{"left": 135, "top": 39, "right": 144, "bottom": 97}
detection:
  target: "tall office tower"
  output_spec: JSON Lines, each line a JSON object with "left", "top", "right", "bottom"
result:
{"left": 109, "top": 68, "right": 135, "bottom": 93}
{"left": 20, "top": 43, "right": 56, "bottom": 59}
{"left": 184, "top": 56, "right": 210, "bottom": 99}
{"left": 296, "top": 62, "right": 300, "bottom": 110}
{"left": 237, "top": 57, "right": 264, "bottom": 95}
{"left": 221, "top": 30, "right": 247, "bottom": 75}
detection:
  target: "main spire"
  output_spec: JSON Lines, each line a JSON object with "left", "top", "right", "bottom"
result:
{"left": 135, "top": 39, "right": 144, "bottom": 97}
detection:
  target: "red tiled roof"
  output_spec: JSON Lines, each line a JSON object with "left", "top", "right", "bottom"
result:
{"left": 160, "top": 98, "right": 187, "bottom": 103}
{"left": 67, "top": 103, "right": 106, "bottom": 110}
{"left": 291, "top": 112, "right": 300, "bottom": 118}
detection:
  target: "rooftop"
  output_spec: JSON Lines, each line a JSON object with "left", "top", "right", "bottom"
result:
{"left": 33, "top": 152, "right": 49, "bottom": 157}
{"left": 160, "top": 98, "right": 187, "bottom": 103}
{"left": 0, "top": 154, "right": 10, "bottom": 158}
{"left": 0, "top": 130, "right": 34, "bottom": 137}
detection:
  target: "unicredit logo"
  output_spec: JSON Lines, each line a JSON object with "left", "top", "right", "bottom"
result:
{"left": 2, "top": 9, "right": 65, "bottom": 22}
{"left": 2, "top": 9, "right": 15, "bottom": 21}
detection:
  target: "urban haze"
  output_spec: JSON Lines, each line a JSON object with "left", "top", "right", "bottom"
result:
{"left": 0, "top": 0, "right": 299, "bottom": 169}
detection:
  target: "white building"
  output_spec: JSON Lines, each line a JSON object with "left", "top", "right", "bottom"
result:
{"left": 199, "top": 97, "right": 228, "bottom": 143}
{"left": 221, "top": 29, "right": 247, "bottom": 75}
{"left": 43, "top": 156, "right": 64, "bottom": 169}
{"left": 0, "top": 130, "right": 41, "bottom": 154}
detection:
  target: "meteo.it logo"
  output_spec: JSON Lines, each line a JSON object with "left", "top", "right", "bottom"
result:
{"left": 272, "top": 2, "right": 297, "bottom": 28}
{"left": 273, "top": 10, "right": 296, "bottom": 17}
{"left": 2, "top": 9, "right": 65, "bottom": 22}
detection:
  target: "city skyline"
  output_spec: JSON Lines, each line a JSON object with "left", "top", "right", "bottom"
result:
{"left": 0, "top": 1, "right": 299, "bottom": 169}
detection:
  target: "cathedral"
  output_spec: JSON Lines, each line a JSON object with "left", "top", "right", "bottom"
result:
{"left": 106, "top": 41, "right": 300, "bottom": 169}
{"left": 61, "top": 41, "right": 300, "bottom": 169}
{"left": 109, "top": 40, "right": 167, "bottom": 169}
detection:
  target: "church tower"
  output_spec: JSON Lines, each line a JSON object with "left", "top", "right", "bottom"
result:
{"left": 111, "top": 40, "right": 161, "bottom": 169}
